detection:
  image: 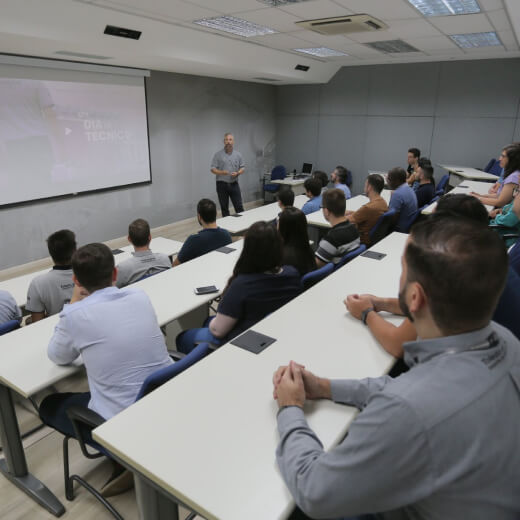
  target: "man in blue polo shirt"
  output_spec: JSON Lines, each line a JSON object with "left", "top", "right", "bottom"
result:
{"left": 331, "top": 165, "right": 351, "bottom": 199}
{"left": 388, "top": 166, "right": 418, "bottom": 232}
{"left": 174, "top": 198, "right": 232, "bottom": 265}
{"left": 301, "top": 177, "right": 322, "bottom": 215}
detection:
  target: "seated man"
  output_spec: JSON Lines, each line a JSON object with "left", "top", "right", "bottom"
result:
{"left": 273, "top": 215, "right": 520, "bottom": 520}
{"left": 26, "top": 229, "right": 76, "bottom": 323}
{"left": 312, "top": 170, "right": 329, "bottom": 193}
{"left": 116, "top": 218, "right": 172, "bottom": 287}
{"left": 39, "top": 243, "right": 173, "bottom": 434}
{"left": 301, "top": 178, "right": 322, "bottom": 215}
{"left": 388, "top": 166, "right": 418, "bottom": 232}
{"left": 271, "top": 188, "right": 295, "bottom": 227}
{"left": 406, "top": 146, "right": 420, "bottom": 184}
{"left": 174, "top": 199, "right": 232, "bottom": 265}
{"left": 315, "top": 189, "right": 360, "bottom": 267}
{"left": 0, "top": 290, "right": 22, "bottom": 326}
{"left": 330, "top": 165, "right": 351, "bottom": 199}
{"left": 415, "top": 161, "right": 436, "bottom": 207}
{"left": 346, "top": 173, "right": 388, "bottom": 245}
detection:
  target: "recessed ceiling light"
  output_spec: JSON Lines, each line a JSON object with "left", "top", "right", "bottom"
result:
{"left": 407, "top": 0, "right": 480, "bottom": 17}
{"left": 365, "top": 40, "right": 420, "bottom": 53}
{"left": 194, "top": 16, "right": 276, "bottom": 37}
{"left": 450, "top": 31, "right": 501, "bottom": 48}
{"left": 293, "top": 47, "right": 349, "bottom": 57}
{"left": 257, "top": 0, "right": 312, "bottom": 5}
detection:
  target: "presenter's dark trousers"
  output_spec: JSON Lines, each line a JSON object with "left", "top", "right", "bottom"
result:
{"left": 216, "top": 180, "right": 244, "bottom": 217}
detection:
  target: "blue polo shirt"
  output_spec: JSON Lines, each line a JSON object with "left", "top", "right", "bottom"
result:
{"left": 389, "top": 183, "right": 418, "bottom": 232}
{"left": 335, "top": 183, "right": 351, "bottom": 199}
{"left": 177, "top": 227, "right": 232, "bottom": 263}
{"left": 302, "top": 195, "right": 322, "bottom": 215}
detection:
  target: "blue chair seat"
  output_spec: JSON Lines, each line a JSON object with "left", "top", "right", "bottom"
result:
{"left": 301, "top": 263, "right": 334, "bottom": 290}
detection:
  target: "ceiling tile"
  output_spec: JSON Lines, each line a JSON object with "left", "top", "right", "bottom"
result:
{"left": 406, "top": 35, "right": 460, "bottom": 50}
{"left": 386, "top": 18, "right": 443, "bottom": 38}
{"left": 233, "top": 7, "right": 301, "bottom": 32}
{"left": 333, "top": 0, "right": 420, "bottom": 21}
{"left": 345, "top": 29, "right": 399, "bottom": 43}
{"left": 250, "top": 32, "right": 312, "bottom": 49}
{"left": 187, "top": 0, "right": 269, "bottom": 14}
{"left": 478, "top": 0, "right": 504, "bottom": 10}
{"left": 498, "top": 29, "right": 519, "bottom": 49}
{"left": 288, "top": 29, "right": 356, "bottom": 47}
{"left": 487, "top": 9, "right": 513, "bottom": 31}
{"left": 278, "top": 0, "right": 353, "bottom": 20}
{"left": 428, "top": 13, "right": 494, "bottom": 33}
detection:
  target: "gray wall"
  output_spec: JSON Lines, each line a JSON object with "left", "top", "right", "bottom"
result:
{"left": 1, "top": 70, "right": 276, "bottom": 269}
{"left": 276, "top": 58, "right": 520, "bottom": 196}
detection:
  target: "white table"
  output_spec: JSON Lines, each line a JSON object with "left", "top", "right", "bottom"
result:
{"left": 217, "top": 195, "right": 307, "bottom": 234}
{"left": 93, "top": 232, "right": 407, "bottom": 520}
{"left": 438, "top": 164, "right": 498, "bottom": 187}
{"left": 306, "top": 190, "right": 392, "bottom": 229}
{"left": 0, "top": 240, "right": 242, "bottom": 516}
{"left": 270, "top": 177, "right": 306, "bottom": 195}
{"left": 422, "top": 180, "right": 494, "bottom": 215}
{"left": 0, "top": 237, "right": 183, "bottom": 308}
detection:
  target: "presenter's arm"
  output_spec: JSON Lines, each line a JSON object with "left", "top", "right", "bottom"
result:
{"left": 211, "top": 167, "right": 229, "bottom": 176}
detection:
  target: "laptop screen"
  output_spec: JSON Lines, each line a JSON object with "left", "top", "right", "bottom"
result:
{"left": 302, "top": 163, "right": 312, "bottom": 174}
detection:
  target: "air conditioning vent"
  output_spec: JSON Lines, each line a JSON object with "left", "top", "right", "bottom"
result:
{"left": 296, "top": 14, "right": 387, "bottom": 35}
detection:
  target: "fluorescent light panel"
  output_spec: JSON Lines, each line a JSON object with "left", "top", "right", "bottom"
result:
{"left": 450, "top": 31, "right": 501, "bottom": 48}
{"left": 407, "top": 0, "right": 480, "bottom": 16}
{"left": 257, "top": 0, "right": 312, "bottom": 5}
{"left": 194, "top": 16, "right": 276, "bottom": 37}
{"left": 365, "top": 40, "right": 420, "bottom": 53}
{"left": 293, "top": 47, "right": 349, "bottom": 57}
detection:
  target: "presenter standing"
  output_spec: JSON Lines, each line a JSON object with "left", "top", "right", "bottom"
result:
{"left": 211, "top": 133, "right": 245, "bottom": 216}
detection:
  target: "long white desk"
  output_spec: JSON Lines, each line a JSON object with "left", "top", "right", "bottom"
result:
{"left": 306, "top": 190, "right": 392, "bottom": 229}
{"left": 217, "top": 195, "right": 307, "bottom": 234}
{"left": 0, "top": 237, "right": 183, "bottom": 308}
{"left": 0, "top": 239, "right": 242, "bottom": 516}
{"left": 93, "top": 232, "right": 407, "bottom": 520}
{"left": 270, "top": 177, "right": 306, "bottom": 195}
{"left": 439, "top": 164, "right": 498, "bottom": 187}
{"left": 422, "top": 180, "right": 494, "bottom": 215}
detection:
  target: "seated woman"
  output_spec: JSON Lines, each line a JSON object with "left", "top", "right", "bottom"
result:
{"left": 489, "top": 198, "right": 520, "bottom": 246}
{"left": 176, "top": 221, "right": 302, "bottom": 354}
{"left": 278, "top": 207, "right": 316, "bottom": 276}
{"left": 473, "top": 144, "right": 520, "bottom": 208}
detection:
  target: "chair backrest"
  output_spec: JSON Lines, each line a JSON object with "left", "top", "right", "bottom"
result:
{"left": 509, "top": 240, "right": 520, "bottom": 278}
{"left": 0, "top": 319, "right": 20, "bottom": 336}
{"left": 334, "top": 244, "right": 366, "bottom": 270}
{"left": 436, "top": 174, "right": 449, "bottom": 195}
{"left": 488, "top": 160, "right": 503, "bottom": 177}
{"left": 368, "top": 208, "right": 398, "bottom": 245}
{"left": 271, "top": 165, "right": 287, "bottom": 181}
{"left": 137, "top": 266, "right": 170, "bottom": 282}
{"left": 135, "top": 343, "right": 212, "bottom": 400}
{"left": 483, "top": 158, "right": 496, "bottom": 173}
{"left": 345, "top": 169, "right": 353, "bottom": 188}
{"left": 493, "top": 267, "right": 520, "bottom": 339}
{"left": 301, "top": 262, "right": 334, "bottom": 290}
{"left": 429, "top": 195, "right": 439, "bottom": 205}
{"left": 401, "top": 203, "right": 429, "bottom": 233}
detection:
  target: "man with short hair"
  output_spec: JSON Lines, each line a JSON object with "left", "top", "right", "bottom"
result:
{"left": 274, "top": 215, "right": 520, "bottom": 520}
{"left": 331, "top": 166, "right": 351, "bottom": 199}
{"left": 415, "top": 162, "right": 436, "bottom": 207}
{"left": 406, "top": 147, "right": 420, "bottom": 179}
{"left": 277, "top": 187, "right": 295, "bottom": 211}
{"left": 116, "top": 219, "right": 171, "bottom": 287}
{"left": 387, "top": 167, "right": 418, "bottom": 232}
{"left": 39, "top": 243, "right": 173, "bottom": 433}
{"left": 0, "top": 290, "right": 21, "bottom": 325}
{"left": 312, "top": 171, "right": 329, "bottom": 193}
{"left": 315, "top": 189, "right": 360, "bottom": 267}
{"left": 346, "top": 174, "right": 388, "bottom": 245}
{"left": 301, "top": 178, "right": 322, "bottom": 215}
{"left": 26, "top": 229, "right": 76, "bottom": 323}
{"left": 174, "top": 199, "right": 232, "bottom": 265}
{"left": 211, "top": 133, "right": 245, "bottom": 217}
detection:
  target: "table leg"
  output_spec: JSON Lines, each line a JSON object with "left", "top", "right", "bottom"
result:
{"left": 0, "top": 384, "right": 65, "bottom": 517}
{"left": 135, "top": 474, "right": 179, "bottom": 520}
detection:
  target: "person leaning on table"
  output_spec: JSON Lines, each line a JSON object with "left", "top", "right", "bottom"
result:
{"left": 272, "top": 214, "right": 520, "bottom": 520}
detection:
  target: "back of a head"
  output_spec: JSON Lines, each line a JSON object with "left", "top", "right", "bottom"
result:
{"left": 436, "top": 194, "right": 488, "bottom": 226}
{"left": 234, "top": 221, "right": 282, "bottom": 276}
{"left": 406, "top": 215, "right": 508, "bottom": 334}
{"left": 72, "top": 243, "right": 115, "bottom": 293}
{"left": 197, "top": 198, "right": 217, "bottom": 223}
{"left": 47, "top": 229, "right": 77, "bottom": 265}
{"left": 408, "top": 147, "right": 421, "bottom": 159}
{"left": 312, "top": 170, "right": 329, "bottom": 189}
{"left": 503, "top": 143, "right": 520, "bottom": 175}
{"left": 421, "top": 164, "right": 434, "bottom": 183}
{"left": 387, "top": 167, "right": 407, "bottom": 190}
{"left": 322, "top": 188, "right": 346, "bottom": 217}
{"left": 277, "top": 188, "right": 295, "bottom": 207}
{"left": 367, "top": 174, "right": 384, "bottom": 194}
{"left": 128, "top": 219, "right": 151, "bottom": 247}
{"left": 418, "top": 157, "right": 432, "bottom": 169}
{"left": 304, "top": 177, "right": 321, "bottom": 197}
{"left": 279, "top": 207, "right": 310, "bottom": 247}
{"left": 335, "top": 166, "right": 348, "bottom": 185}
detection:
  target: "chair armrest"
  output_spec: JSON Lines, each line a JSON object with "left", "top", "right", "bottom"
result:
{"left": 66, "top": 405, "right": 105, "bottom": 429}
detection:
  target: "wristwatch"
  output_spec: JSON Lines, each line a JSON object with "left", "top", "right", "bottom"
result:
{"left": 361, "top": 307, "right": 375, "bottom": 325}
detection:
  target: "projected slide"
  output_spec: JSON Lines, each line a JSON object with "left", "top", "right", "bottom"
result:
{"left": 0, "top": 77, "right": 151, "bottom": 206}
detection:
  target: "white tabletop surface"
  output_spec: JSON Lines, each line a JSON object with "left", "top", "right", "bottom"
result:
{"left": 0, "top": 240, "right": 243, "bottom": 398}
{"left": 306, "top": 190, "right": 392, "bottom": 228}
{"left": 0, "top": 237, "right": 183, "bottom": 308}
{"left": 422, "top": 180, "right": 494, "bottom": 215}
{"left": 93, "top": 232, "right": 407, "bottom": 520}
{"left": 439, "top": 164, "right": 498, "bottom": 181}
{"left": 271, "top": 178, "right": 306, "bottom": 186}
{"left": 217, "top": 195, "right": 307, "bottom": 234}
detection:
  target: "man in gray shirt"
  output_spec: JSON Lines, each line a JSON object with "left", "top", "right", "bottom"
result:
{"left": 26, "top": 229, "right": 76, "bottom": 323}
{"left": 273, "top": 215, "right": 520, "bottom": 520}
{"left": 116, "top": 218, "right": 172, "bottom": 288}
{"left": 211, "top": 133, "right": 245, "bottom": 217}
{"left": 0, "top": 290, "right": 21, "bottom": 325}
